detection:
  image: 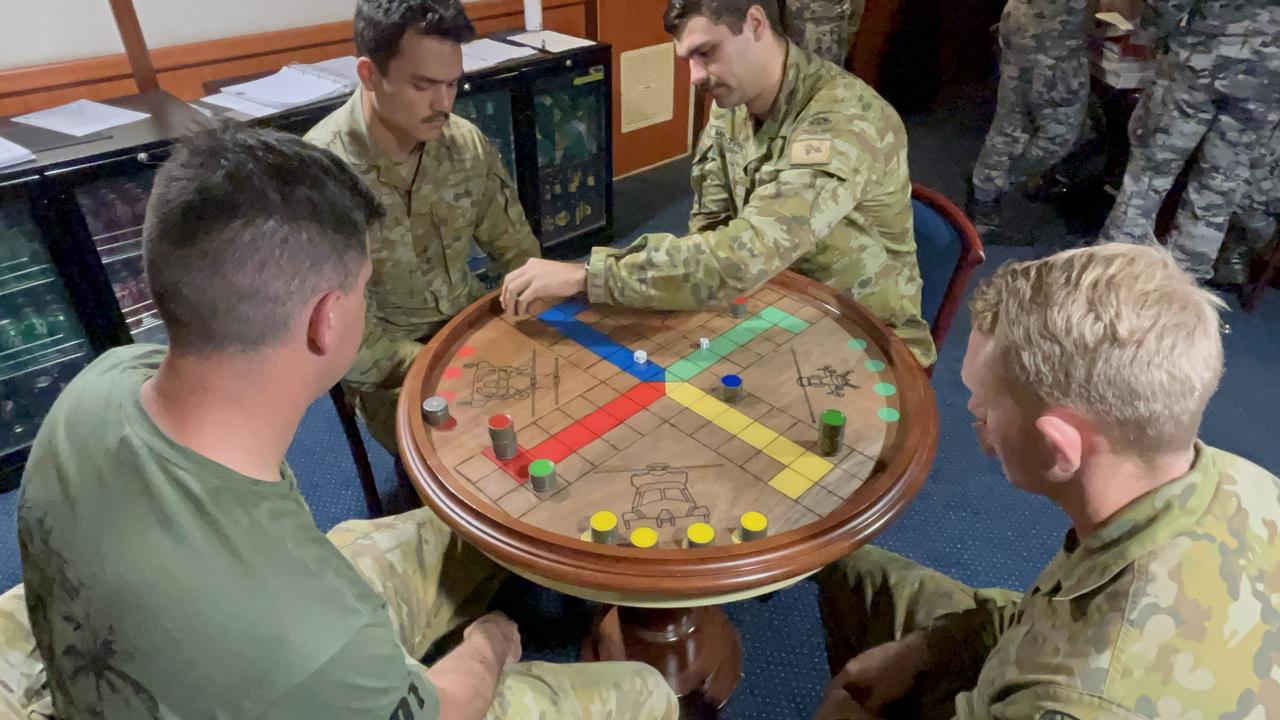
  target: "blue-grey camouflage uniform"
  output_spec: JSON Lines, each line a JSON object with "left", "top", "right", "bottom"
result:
{"left": 1100, "top": 0, "right": 1280, "bottom": 279}
{"left": 970, "top": 0, "right": 1092, "bottom": 203}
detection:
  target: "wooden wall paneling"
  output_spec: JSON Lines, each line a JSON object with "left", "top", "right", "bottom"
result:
{"left": 849, "top": 0, "right": 904, "bottom": 89}
{"left": 597, "top": 0, "right": 691, "bottom": 177}
{"left": 0, "top": 0, "right": 594, "bottom": 117}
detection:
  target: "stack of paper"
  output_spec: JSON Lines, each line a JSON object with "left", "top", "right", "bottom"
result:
{"left": 11, "top": 100, "right": 151, "bottom": 138}
{"left": 0, "top": 137, "right": 36, "bottom": 170}
{"left": 201, "top": 93, "right": 279, "bottom": 119}
{"left": 462, "top": 38, "right": 539, "bottom": 73}
{"left": 222, "top": 66, "right": 352, "bottom": 110}
{"left": 507, "top": 30, "right": 595, "bottom": 52}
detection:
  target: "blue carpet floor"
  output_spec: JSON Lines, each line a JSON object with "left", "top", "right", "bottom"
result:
{"left": 1, "top": 84, "right": 1278, "bottom": 719}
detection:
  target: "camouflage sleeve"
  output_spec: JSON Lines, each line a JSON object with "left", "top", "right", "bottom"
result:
{"left": 586, "top": 164, "right": 862, "bottom": 309}
{"left": 953, "top": 683, "right": 1145, "bottom": 720}
{"left": 923, "top": 596, "right": 1024, "bottom": 691}
{"left": 473, "top": 141, "right": 541, "bottom": 275}
{"left": 688, "top": 122, "right": 734, "bottom": 234}
{"left": 343, "top": 314, "right": 423, "bottom": 394}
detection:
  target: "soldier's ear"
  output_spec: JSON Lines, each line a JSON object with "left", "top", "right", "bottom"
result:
{"left": 306, "top": 290, "right": 342, "bottom": 356}
{"left": 745, "top": 4, "right": 768, "bottom": 39}
{"left": 356, "top": 57, "right": 380, "bottom": 91}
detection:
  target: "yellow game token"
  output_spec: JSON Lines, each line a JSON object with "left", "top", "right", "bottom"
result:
{"left": 686, "top": 522, "right": 715, "bottom": 548}
{"left": 589, "top": 511, "right": 619, "bottom": 544}
{"left": 741, "top": 511, "right": 768, "bottom": 541}
{"left": 630, "top": 527, "right": 659, "bottom": 548}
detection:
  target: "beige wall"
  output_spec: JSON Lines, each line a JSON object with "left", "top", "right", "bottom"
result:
{"left": 0, "top": 0, "right": 502, "bottom": 71}
{"left": 0, "top": 0, "right": 125, "bottom": 69}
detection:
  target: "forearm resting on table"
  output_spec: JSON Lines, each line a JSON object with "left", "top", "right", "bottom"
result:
{"left": 423, "top": 639, "right": 505, "bottom": 720}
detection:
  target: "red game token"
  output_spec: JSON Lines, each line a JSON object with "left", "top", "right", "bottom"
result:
{"left": 488, "top": 414, "right": 513, "bottom": 430}
{"left": 733, "top": 297, "right": 748, "bottom": 305}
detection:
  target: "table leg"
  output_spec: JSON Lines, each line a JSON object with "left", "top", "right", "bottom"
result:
{"left": 581, "top": 604, "right": 743, "bottom": 708}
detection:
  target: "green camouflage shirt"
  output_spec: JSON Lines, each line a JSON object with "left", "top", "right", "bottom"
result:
{"left": 306, "top": 92, "right": 540, "bottom": 392}
{"left": 929, "top": 443, "right": 1280, "bottom": 719}
{"left": 585, "top": 43, "right": 936, "bottom": 366}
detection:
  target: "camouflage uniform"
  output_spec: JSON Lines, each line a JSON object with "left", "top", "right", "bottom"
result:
{"left": 780, "top": 0, "right": 867, "bottom": 67}
{"left": 0, "top": 506, "right": 679, "bottom": 719}
{"left": 327, "top": 507, "right": 680, "bottom": 719}
{"left": 307, "top": 92, "right": 541, "bottom": 453}
{"left": 1100, "top": 0, "right": 1280, "bottom": 279}
{"left": 1214, "top": 122, "right": 1280, "bottom": 283}
{"left": 969, "top": 0, "right": 1091, "bottom": 204}
{"left": 818, "top": 442, "right": 1280, "bottom": 719}
{"left": 586, "top": 43, "right": 937, "bottom": 367}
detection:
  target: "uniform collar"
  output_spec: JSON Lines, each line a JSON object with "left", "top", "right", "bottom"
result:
{"left": 332, "top": 91, "right": 421, "bottom": 191}
{"left": 747, "top": 40, "right": 816, "bottom": 153}
{"left": 1040, "top": 441, "right": 1219, "bottom": 600}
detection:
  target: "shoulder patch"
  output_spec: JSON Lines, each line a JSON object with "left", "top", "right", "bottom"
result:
{"left": 790, "top": 137, "right": 833, "bottom": 165}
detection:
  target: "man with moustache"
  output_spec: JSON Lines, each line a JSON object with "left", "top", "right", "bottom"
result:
{"left": 813, "top": 244, "right": 1279, "bottom": 719}
{"left": 307, "top": 0, "right": 540, "bottom": 454}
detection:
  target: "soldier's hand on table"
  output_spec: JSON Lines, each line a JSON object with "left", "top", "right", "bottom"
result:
{"left": 825, "top": 631, "right": 928, "bottom": 714}
{"left": 500, "top": 259, "right": 588, "bottom": 316}
{"left": 813, "top": 687, "right": 879, "bottom": 720}
{"left": 463, "top": 611, "right": 523, "bottom": 666}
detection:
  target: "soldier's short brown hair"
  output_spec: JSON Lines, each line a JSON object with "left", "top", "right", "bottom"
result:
{"left": 143, "top": 124, "right": 383, "bottom": 354}
{"left": 969, "top": 244, "right": 1226, "bottom": 455}
{"left": 356, "top": 0, "right": 477, "bottom": 73}
{"left": 663, "top": 0, "right": 783, "bottom": 36}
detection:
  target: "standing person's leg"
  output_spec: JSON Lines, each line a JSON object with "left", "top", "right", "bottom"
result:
{"left": 1099, "top": 45, "right": 1215, "bottom": 245}
{"left": 781, "top": 0, "right": 854, "bottom": 66}
{"left": 1017, "top": 51, "right": 1090, "bottom": 187}
{"left": 1167, "top": 46, "right": 1280, "bottom": 278}
{"left": 969, "top": 45, "right": 1034, "bottom": 238}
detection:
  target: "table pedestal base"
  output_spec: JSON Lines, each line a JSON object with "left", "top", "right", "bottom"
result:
{"left": 582, "top": 604, "right": 742, "bottom": 709}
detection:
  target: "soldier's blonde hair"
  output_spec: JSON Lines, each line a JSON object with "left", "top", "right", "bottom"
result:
{"left": 969, "top": 244, "right": 1226, "bottom": 455}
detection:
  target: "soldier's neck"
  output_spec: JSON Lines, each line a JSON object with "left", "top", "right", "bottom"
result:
{"left": 746, "top": 35, "right": 789, "bottom": 122}
{"left": 363, "top": 90, "right": 424, "bottom": 162}
{"left": 1057, "top": 445, "right": 1196, "bottom": 540}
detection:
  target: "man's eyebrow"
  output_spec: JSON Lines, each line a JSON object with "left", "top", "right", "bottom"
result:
{"left": 411, "top": 72, "right": 463, "bottom": 84}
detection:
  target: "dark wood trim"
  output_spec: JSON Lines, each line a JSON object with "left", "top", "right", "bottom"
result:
{"left": 107, "top": 0, "right": 159, "bottom": 92}
{"left": 910, "top": 182, "right": 986, "bottom": 350}
{"left": 398, "top": 272, "right": 938, "bottom": 598}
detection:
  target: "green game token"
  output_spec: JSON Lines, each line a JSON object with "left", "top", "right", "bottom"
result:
{"left": 874, "top": 382, "right": 897, "bottom": 397}
{"left": 820, "top": 409, "right": 847, "bottom": 427}
{"left": 847, "top": 338, "right": 868, "bottom": 351}
{"left": 529, "top": 459, "right": 555, "bottom": 478}
{"left": 877, "top": 407, "right": 901, "bottom": 423}
{"left": 865, "top": 359, "right": 886, "bottom": 372}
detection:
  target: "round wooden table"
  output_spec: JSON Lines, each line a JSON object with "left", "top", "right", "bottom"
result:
{"left": 398, "top": 271, "right": 938, "bottom": 706}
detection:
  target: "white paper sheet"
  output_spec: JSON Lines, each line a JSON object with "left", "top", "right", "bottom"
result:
{"left": 307, "top": 56, "right": 360, "bottom": 86}
{"left": 11, "top": 100, "right": 150, "bottom": 138}
{"left": 201, "top": 93, "right": 279, "bottom": 119}
{"left": 0, "top": 137, "right": 36, "bottom": 169}
{"left": 222, "top": 67, "right": 348, "bottom": 109}
{"left": 507, "top": 30, "right": 594, "bottom": 53}
{"left": 462, "top": 38, "right": 539, "bottom": 73}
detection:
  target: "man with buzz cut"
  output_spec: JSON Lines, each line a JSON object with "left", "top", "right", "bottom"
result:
{"left": 307, "top": 0, "right": 541, "bottom": 454}
{"left": 9, "top": 124, "right": 677, "bottom": 719}
{"left": 500, "top": 0, "right": 936, "bottom": 368}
